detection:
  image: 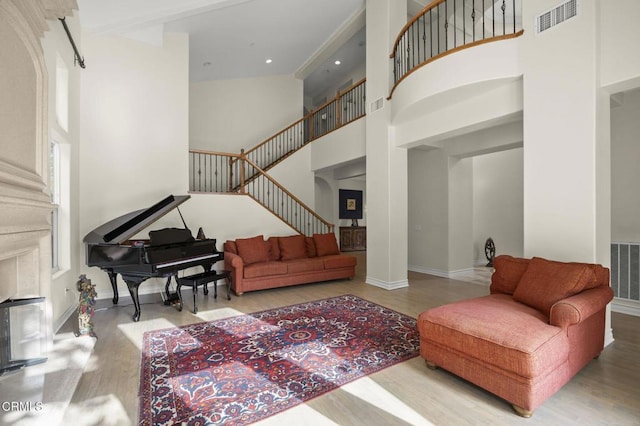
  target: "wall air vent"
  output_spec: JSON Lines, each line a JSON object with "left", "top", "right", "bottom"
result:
{"left": 370, "top": 97, "right": 384, "bottom": 113}
{"left": 536, "top": 0, "right": 578, "bottom": 34}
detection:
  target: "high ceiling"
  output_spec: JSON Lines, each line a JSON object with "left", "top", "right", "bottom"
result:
{"left": 77, "top": 0, "right": 428, "bottom": 101}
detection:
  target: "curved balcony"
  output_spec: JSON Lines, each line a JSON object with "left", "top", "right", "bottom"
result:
{"left": 390, "top": 0, "right": 523, "bottom": 97}
{"left": 389, "top": 0, "right": 523, "bottom": 141}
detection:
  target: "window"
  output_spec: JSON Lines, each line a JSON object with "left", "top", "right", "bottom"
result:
{"left": 49, "top": 140, "right": 60, "bottom": 272}
{"left": 55, "top": 54, "right": 69, "bottom": 132}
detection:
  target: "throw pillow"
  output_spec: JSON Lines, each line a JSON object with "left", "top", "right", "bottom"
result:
{"left": 235, "top": 235, "right": 269, "bottom": 265}
{"left": 513, "top": 257, "right": 596, "bottom": 316}
{"left": 223, "top": 240, "right": 237, "bottom": 255}
{"left": 278, "top": 235, "right": 308, "bottom": 260}
{"left": 490, "top": 255, "right": 530, "bottom": 295}
{"left": 313, "top": 233, "right": 340, "bottom": 257}
{"left": 267, "top": 237, "right": 280, "bottom": 261}
{"left": 305, "top": 237, "right": 317, "bottom": 257}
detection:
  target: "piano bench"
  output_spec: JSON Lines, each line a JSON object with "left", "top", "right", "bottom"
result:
{"left": 176, "top": 270, "right": 232, "bottom": 314}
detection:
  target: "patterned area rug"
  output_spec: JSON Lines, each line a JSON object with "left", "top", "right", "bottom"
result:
{"left": 139, "top": 295, "right": 420, "bottom": 425}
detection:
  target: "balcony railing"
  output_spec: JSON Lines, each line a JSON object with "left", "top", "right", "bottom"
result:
{"left": 245, "top": 78, "right": 366, "bottom": 173}
{"left": 189, "top": 150, "right": 334, "bottom": 236}
{"left": 390, "top": 0, "right": 523, "bottom": 96}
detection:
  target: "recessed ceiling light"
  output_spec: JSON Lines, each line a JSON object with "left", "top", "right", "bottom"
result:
{"left": 265, "top": 59, "right": 272, "bottom": 64}
{"left": 334, "top": 60, "right": 341, "bottom": 65}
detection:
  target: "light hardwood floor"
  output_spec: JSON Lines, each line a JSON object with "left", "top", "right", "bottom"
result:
{"left": 59, "top": 252, "right": 640, "bottom": 425}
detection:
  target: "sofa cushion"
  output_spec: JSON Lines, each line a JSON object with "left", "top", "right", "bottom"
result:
{"left": 224, "top": 240, "right": 238, "bottom": 255}
{"left": 418, "top": 294, "right": 568, "bottom": 378}
{"left": 513, "top": 257, "right": 596, "bottom": 316}
{"left": 305, "top": 237, "right": 317, "bottom": 257}
{"left": 278, "top": 235, "right": 308, "bottom": 260}
{"left": 284, "top": 258, "right": 325, "bottom": 274}
{"left": 243, "top": 261, "right": 288, "bottom": 279}
{"left": 323, "top": 254, "right": 357, "bottom": 269}
{"left": 235, "top": 235, "right": 269, "bottom": 265}
{"left": 314, "top": 233, "right": 340, "bottom": 257}
{"left": 267, "top": 237, "right": 280, "bottom": 261}
{"left": 491, "top": 255, "right": 530, "bottom": 295}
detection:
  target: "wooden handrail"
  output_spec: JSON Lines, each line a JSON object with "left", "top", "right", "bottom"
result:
{"left": 390, "top": 0, "right": 445, "bottom": 59}
{"left": 389, "top": 0, "right": 523, "bottom": 98}
{"left": 244, "top": 78, "right": 367, "bottom": 159}
{"left": 388, "top": 30, "right": 524, "bottom": 99}
{"left": 243, "top": 157, "right": 334, "bottom": 231}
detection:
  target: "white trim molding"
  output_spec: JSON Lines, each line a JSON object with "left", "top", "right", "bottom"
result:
{"left": 366, "top": 276, "right": 409, "bottom": 290}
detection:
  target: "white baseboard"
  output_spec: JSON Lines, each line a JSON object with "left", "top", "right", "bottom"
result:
{"left": 54, "top": 301, "right": 78, "bottom": 333}
{"left": 611, "top": 298, "right": 640, "bottom": 317}
{"left": 366, "top": 276, "right": 409, "bottom": 290}
{"left": 408, "top": 265, "right": 476, "bottom": 279}
{"left": 95, "top": 280, "right": 168, "bottom": 301}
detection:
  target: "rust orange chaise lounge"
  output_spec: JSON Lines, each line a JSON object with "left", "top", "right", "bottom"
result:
{"left": 418, "top": 255, "right": 613, "bottom": 417}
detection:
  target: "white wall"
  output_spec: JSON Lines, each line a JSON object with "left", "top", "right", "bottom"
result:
{"left": 269, "top": 145, "right": 314, "bottom": 208}
{"left": 190, "top": 75, "right": 303, "bottom": 153}
{"left": 79, "top": 32, "right": 190, "bottom": 299}
{"left": 308, "top": 62, "right": 366, "bottom": 110}
{"left": 311, "top": 117, "right": 366, "bottom": 172}
{"left": 408, "top": 148, "right": 449, "bottom": 272}
{"left": 42, "top": 11, "right": 82, "bottom": 329}
{"left": 473, "top": 148, "right": 524, "bottom": 262}
{"left": 600, "top": 0, "right": 640, "bottom": 93}
{"left": 521, "top": 0, "right": 607, "bottom": 264}
{"left": 184, "top": 194, "right": 296, "bottom": 247}
{"left": 612, "top": 89, "right": 640, "bottom": 242}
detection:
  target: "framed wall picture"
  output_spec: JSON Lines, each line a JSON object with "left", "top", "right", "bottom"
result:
{"left": 339, "top": 189, "right": 363, "bottom": 221}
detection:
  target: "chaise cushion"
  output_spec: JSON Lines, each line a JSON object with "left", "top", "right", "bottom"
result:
{"left": 278, "top": 235, "right": 308, "bottom": 260}
{"left": 513, "top": 257, "right": 596, "bottom": 316}
{"left": 419, "top": 294, "right": 569, "bottom": 378}
{"left": 491, "top": 255, "right": 530, "bottom": 295}
{"left": 314, "top": 233, "right": 340, "bottom": 257}
{"left": 235, "top": 235, "right": 269, "bottom": 265}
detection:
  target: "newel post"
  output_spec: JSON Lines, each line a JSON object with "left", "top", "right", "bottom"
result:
{"left": 239, "top": 149, "right": 246, "bottom": 194}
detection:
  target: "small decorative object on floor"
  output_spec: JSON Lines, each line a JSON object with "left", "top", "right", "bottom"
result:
{"left": 485, "top": 237, "right": 496, "bottom": 267}
{"left": 76, "top": 274, "right": 97, "bottom": 338}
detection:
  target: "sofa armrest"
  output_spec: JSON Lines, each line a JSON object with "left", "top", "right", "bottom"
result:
{"left": 224, "top": 251, "right": 245, "bottom": 294}
{"left": 549, "top": 286, "right": 614, "bottom": 329}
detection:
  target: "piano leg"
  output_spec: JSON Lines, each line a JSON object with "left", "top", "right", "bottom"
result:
{"left": 123, "top": 277, "right": 145, "bottom": 322}
{"left": 107, "top": 271, "right": 119, "bottom": 304}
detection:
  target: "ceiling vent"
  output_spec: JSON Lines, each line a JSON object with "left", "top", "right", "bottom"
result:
{"left": 536, "top": 0, "right": 578, "bottom": 34}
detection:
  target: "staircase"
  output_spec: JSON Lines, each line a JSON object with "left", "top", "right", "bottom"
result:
{"left": 189, "top": 79, "right": 366, "bottom": 236}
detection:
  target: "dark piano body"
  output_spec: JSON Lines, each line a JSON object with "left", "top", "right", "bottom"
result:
{"left": 83, "top": 195, "right": 222, "bottom": 321}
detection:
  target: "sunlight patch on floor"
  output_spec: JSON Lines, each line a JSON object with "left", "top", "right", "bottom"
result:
{"left": 62, "top": 394, "right": 130, "bottom": 425}
{"left": 0, "top": 332, "right": 95, "bottom": 426}
{"left": 341, "top": 376, "right": 435, "bottom": 426}
{"left": 118, "top": 318, "right": 176, "bottom": 350}
{"left": 194, "top": 307, "right": 244, "bottom": 322}
{"left": 252, "top": 403, "right": 340, "bottom": 425}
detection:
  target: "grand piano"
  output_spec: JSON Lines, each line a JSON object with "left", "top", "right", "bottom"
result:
{"left": 83, "top": 194, "right": 222, "bottom": 321}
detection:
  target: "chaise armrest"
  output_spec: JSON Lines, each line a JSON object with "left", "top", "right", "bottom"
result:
{"left": 549, "top": 286, "right": 614, "bottom": 329}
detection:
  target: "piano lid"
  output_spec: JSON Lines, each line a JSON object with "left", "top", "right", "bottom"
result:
{"left": 83, "top": 195, "right": 191, "bottom": 245}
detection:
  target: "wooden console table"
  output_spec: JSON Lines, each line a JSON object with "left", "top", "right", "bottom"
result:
{"left": 339, "top": 226, "right": 366, "bottom": 251}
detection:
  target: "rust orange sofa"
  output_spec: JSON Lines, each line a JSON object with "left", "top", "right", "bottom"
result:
{"left": 223, "top": 233, "right": 356, "bottom": 295}
{"left": 418, "top": 255, "right": 614, "bottom": 417}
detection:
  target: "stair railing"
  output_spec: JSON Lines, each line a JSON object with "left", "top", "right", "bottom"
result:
{"left": 243, "top": 78, "right": 366, "bottom": 175}
{"left": 389, "top": 0, "right": 523, "bottom": 98}
{"left": 188, "top": 149, "right": 334, "bottom": 236}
